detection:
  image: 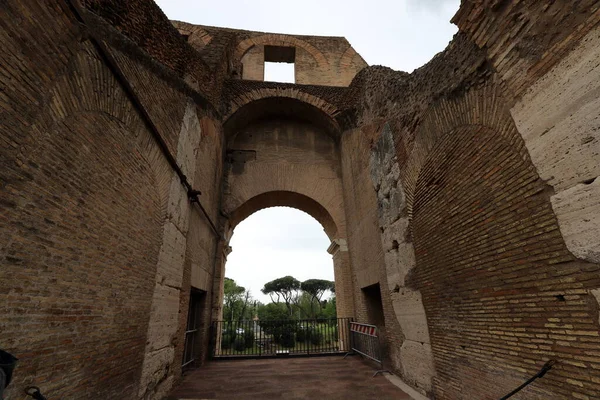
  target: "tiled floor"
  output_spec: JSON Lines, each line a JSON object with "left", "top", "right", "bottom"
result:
{"left": 169, "top": 356, "right": 413, "bottom": 399}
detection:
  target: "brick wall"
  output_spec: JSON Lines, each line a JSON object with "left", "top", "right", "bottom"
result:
{"left": 219, "top": 117, "right": 355, "bottom": 318}
{"left": 3, "top": 1, "right": 600, "bottom": 399}
{"left": 0, "top": 1, "right": 222, "bottom": 398}
{"left": 339, "top": 126, "right": 406, "bottom": 373}
{"left": 412, "top": 121, "right": 600, "bottom": 399}
{"left": 0, "top": 6, "right": 168, "bottom": 393}
{"left": 174, "top": 21, "right": 368, "bottom": 87}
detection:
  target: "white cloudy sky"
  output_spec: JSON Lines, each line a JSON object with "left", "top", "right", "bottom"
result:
{"left": 154, "top": 0, "right": 460, "bottom": 303}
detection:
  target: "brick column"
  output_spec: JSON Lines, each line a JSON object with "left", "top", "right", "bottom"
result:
{"left": 211, "top": 242, "right": 232, "bottom": 356}
{"left": 328, "top": 239, "right": 355, "bottom": 319}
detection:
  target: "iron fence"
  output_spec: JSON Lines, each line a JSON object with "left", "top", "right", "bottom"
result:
{"left": 182, "top": 292, "right": 203, "bottom": 368}
{"left": 210, "top": 318, "right": 352, "bottom": 358}
{"left": 347, "top": 321, "right": 389, "bottom": 376}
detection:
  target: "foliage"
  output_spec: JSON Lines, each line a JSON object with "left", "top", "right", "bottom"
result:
{"left": 257, "top": 303, "right": 293, "bottom": 342}
{"left": 257, "top": 302, "right": 289, "bottom": 321}
{"left": 221, "top": 333, "right": 233, "bottom": 349}
{"left": 301, "top": 279, "right": 334, "bottom": 302}
{"left": 309, "top": 329, "right": 323, "bottom": 346}
{"left": 233, "top": 336, "right": 246, "bottom": 352}
{"left": 301, "top": 279, "right": 334, "bottom": 318}
{"left": 261, "top": 276, "right": 301, "bottom": 316}
{"left": 320, "top": 296, "right": 337, "bottom": 319}
{"left": 223, "top": 277, "right": 256, "bottom": 322}
{"left": 296, "top": 326, "right": 307, "bottom": 342}
{"left": 280, "top": 330, "right": 296, "bottom": 348}
{"left": 243, "top": 330, "right": 255, "bottom": 348}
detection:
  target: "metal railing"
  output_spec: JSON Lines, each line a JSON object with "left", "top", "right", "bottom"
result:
{"left": 182, "top": 293, "right": 203, "bottom": 368}
{"left": 210, "top": 318, "right": 352, "bottom": 358}
{"left": 346, "top": 322, "right": 389, "bottom": 376}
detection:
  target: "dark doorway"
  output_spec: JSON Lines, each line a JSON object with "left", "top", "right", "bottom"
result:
{"left": 182, "top": 289, "right": 206, "bottom": 369}
{"left": 361, "top": 283, "right": 385, "bottom": 327}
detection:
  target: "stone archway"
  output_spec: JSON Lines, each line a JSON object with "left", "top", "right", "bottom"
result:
{"left": 215, "top": 192, "right": 353, "bottom": 321}
{"left": 213, "top": 96, "right": 354, "bottom": 323}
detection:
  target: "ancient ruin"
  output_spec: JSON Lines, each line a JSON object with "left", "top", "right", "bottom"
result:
{"left": 1, "top": 0, "right": 600, "bottom": 399}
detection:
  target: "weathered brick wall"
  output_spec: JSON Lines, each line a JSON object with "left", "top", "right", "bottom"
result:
{"left": 222, "top": 118, "right": 345, "bottom": 238}
{"left": 511, "top": 25, "right": 600, "bottom": 267}
{"left": 174, "top": 21, "right": 367, "bottom": 86}
{"left": 0, "top": 3, "right": 167, "bottom": 397}
{"left": 1, "top": 1, "right": 223, "bottom": 398}
{"left": 412, "top": 120, "right": 597, "bottom": 398}
{"left": 345, "top": 11, "right": 600, "bottom": 399}
{"left": 339, "top": 125, "right": 406, "bottom": 373}
{"left": 220, "top": 117, "right": 355, "bottom": 318}
{"left": 452, "top": 0, "right": 600, "bottom": 102}
{"left": 3, "top": 1, "right": 600, "bottom": 399}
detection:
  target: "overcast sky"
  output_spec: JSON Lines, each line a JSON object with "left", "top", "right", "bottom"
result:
{"left": 154, "top": 0, "right": 460, "bottom": 304}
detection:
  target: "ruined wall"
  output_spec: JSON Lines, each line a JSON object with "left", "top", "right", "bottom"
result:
{"left": 351, "top": 11, "right": 600, "bottom": 400}
{"left": 221, "top": 118, "right": 354, "bottom": 318}
{"left": 0, "top": 1, "right": 222, "bottom": 398}
{"left": 174, "top": 21, "right": 367, "bottom": 86}
{"left": 511, "top": 25, "right": 600, "bottom": 266}
{"left": 234, "top": 35, "right": 366, "bottom": 85}
{"left": 369, "top": 125, "right": 436, "bottom": 395}
{"left": 223, "top": 119, "right": 345, "bottom": 237}
{"left": 339, "top": 125, "right": 406, "bottom": 377}
{"left": 3, "top": 0, "right": 600, "bottom": 399}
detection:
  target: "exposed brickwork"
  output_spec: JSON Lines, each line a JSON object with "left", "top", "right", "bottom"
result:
{"left": 2, "top": 1, "right": 600, "bottom": 399}
{"left": 1, "top": 2, "right": 222, "bottom": 398}
{"left": 171, "top": 21, "right": 366, "bottom": 86}
{"left": 412, "top": 122, "right": 600, "bottom": 399}
{"left": 1, "top": 23, "right": 168, "bottom": 396}
{"left": 452, "top": 0, "right": 600, "bottom": 102}
{"left": 339, "top": 126, "right": 406, "bottom": 375}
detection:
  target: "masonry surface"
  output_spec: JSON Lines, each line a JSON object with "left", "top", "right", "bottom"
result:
{"left": 1, "top": 1, "right": 599, "bottom": 399}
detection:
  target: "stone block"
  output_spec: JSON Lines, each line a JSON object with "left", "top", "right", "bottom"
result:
{"left": 138, "top": 346, "right": 175, "bottom": 397}
{"left": 551, "top": 179, "right": 600, "bottom": 263}
{"left": 399, "top": 340, "right": 435, "bottom": 393}
{"left": 191, "top": 263, "right": 211, "bottom": 291}
{"left": 391, "top": 289, "right": 431, "bottom": 344}
{"left": 155, "top": 221, "right": 187, "bottom": 288}
{"left": 144, "top": 283, "right": 181, "bottom": 351}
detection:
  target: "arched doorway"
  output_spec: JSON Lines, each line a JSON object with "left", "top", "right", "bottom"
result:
{"left": 215, "top": 190, "right": 354, "bottom": 322}
{"left": 209, "top": 95, "right": 355, "bottom": 356}
{"left": 211, "top": 196, "right": 353, "bottom": 357}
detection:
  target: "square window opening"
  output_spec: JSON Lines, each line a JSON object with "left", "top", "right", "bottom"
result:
{"left": 264, "top": 62, "right": 295, "bottom": 83}
{"left": 263, "top": 45, "right": 296, "bottom": 83}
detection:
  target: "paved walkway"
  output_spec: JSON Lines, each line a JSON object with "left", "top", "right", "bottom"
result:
{"left": 169, "top": 356, "right": 413, "bottom": 399}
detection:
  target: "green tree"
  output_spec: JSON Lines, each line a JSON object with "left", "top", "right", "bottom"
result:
{"left": 257, "top": 302, "right": 289, "bottom": 321}
{"left": 301, "top": 279, "right": 335, "bottom": 318}
{"left": 320, "top": 295, "right": 337, "bottom": 319}
{"left": 223, "top": 277, "right": 254, "bottom": 322}
{"left": 261, "top": 276, "right": 301, "bottom": 316}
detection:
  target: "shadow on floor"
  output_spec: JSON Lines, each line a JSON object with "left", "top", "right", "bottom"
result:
{"left": 168, "top": 355, "right": 413, "bottom": 399}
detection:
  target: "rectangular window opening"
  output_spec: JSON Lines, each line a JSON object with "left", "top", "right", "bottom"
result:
{"left": 362, "top": 283, "right": 386, "bottom": 327}
{"left": 263, "top": 45, "right": 296, "bottom": 83}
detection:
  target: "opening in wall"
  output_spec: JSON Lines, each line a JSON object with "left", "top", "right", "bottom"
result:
{"left": 263, "top": 45, "right": 296, "bottom": 83}
{"left": 362, "top": 283, "right": 385, "bottom": 327}
{"left": 182, "top": 289, "right": 206, "bottom": 369}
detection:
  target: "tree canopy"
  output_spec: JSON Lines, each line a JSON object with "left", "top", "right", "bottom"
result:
{"left": 301, "top": 279, "right": 335, "bottom": 318}
{"left": 223, "top": 277, "right": 256, "bottom": 321}
{"left": 261, "top": 276, "right": 301, "bottom": 316}
{"left": 301, "top": 279, "right": 334, "bottom": 302}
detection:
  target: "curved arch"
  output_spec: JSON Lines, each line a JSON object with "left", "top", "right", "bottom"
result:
{"left": 173, "top": 22, "right": 212, "bottom": 50}
{"left": 339, "top": 45, "right": 366, "bottom": 69}
{"left": 227, "top": 191, "right": 338, "bottom": 240}
{"left": 399, "top": 82, "right": 524, "bottom": 218}
{"left": 223, "top": 91, "right": 342, "bottom": 139}
{"left": 235, "top": 34, "right": 329, "bottom": 68}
